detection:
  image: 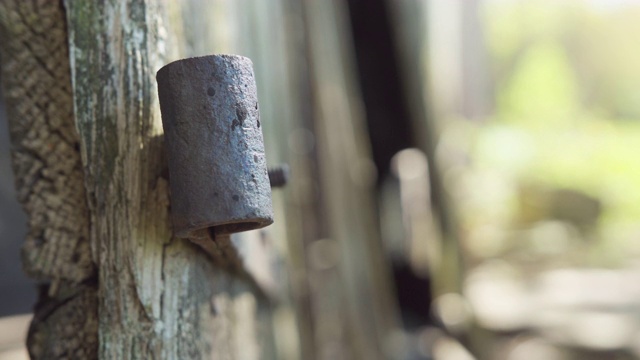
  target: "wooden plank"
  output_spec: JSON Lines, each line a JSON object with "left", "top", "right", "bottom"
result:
{"left": 2, "top": 0, "right": 402, "bottom": 358}
{"left": 387, "top": 0, "right": 465, "bottom": 296}
{"left": 302, "top": 0, "right": 401, "bottom": 358}
{"left": 64, "top": 1, "right": 276, "bottom": 358}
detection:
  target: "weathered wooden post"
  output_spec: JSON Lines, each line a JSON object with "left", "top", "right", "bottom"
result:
{"left": 0, "top": 0, "right": 401, "bottom": 358}
{"left": 1, "top": 0, "right": 279, "bottom": 358}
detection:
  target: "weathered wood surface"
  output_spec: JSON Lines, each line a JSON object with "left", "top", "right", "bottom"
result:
{"left": 64, "top": 1, "right": 276, "bottom": 358}
{"left": 0, "top": 0, "right": 93, "bottom": 284}
{"left": 180, "top": 1, "right": 402, "bottom": 358}
{"left": 1, "top": 0, "right": 401, "bottom": 358}
{"left": 170, "top": 1, "right": 318, "bottom": 358}
{"left": 302, "top": 1, "right": 400, "bottom": 358}
{"left": 0, "top": 1, "right": 97, "bottom": 358}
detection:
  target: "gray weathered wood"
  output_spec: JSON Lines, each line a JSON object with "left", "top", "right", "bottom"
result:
{"left": 0, "top": 1, "right": 97, "bottom": 358}
{"left": 172, "top": 1, "right": 402, "bottom": 358}
{"left": 64, "top": 1, "right": 276, "bottom": 358}
{"left": 0, "top": 0, "right": 94, "bottom": 291}
{"left": 302, "top": 1, "right": 401, "bottom": 358}
{"left": 2, "top": 0, "right": 403, "bottom": 358}
{"left": 168, "top": 2, "right": 317, "bottom": 358}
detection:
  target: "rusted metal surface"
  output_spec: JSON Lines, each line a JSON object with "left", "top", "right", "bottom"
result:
{"left": 268, "top": 164, "right": 290, "bottom": 188}
{"left": 157, "top": 55, "right": 273, "bottom": 238}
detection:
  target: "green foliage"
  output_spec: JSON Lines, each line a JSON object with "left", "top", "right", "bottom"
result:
{"left": 498, "top": 41, "right": 579, "bottom": 127}
{"left": 462, "top": 0, "right": 640, "bottom": 260}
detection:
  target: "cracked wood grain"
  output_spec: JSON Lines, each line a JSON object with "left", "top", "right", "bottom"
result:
{"left": 64, "top": 1, "right": 276, "bottom": 359}
{"left": 0, "top": 0, "right": 97, "bottom": 358}
{"left": 1, "top": 0, "right": 277, "bottom": 358}
{"left": 0, "top": 0, "right": 93, "bottom": 288}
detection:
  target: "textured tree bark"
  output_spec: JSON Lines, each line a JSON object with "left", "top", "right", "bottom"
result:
{"left": 0, "top": 1, "right": 97, "bottom": 358}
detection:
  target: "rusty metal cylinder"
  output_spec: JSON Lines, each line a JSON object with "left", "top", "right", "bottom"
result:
{"left": 156, "top": 55, "right": 273, "bottom": 238}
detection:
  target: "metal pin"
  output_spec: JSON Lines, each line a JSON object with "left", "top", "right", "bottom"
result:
{"left": 268, "top": 164, "right": 290, "bottom": 188}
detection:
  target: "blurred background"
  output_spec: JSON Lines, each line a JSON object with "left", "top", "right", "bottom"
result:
{"left": 2, "top": 0, "right": 640, "bottom": 359}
